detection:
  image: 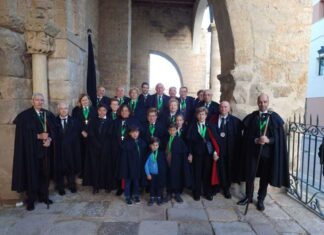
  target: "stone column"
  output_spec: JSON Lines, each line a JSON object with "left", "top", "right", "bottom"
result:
{"left": 25, "top": 29, "right": 58, "bottom": 108}
{"left": 209, "top": 22, "right": 221, "bottom": 102}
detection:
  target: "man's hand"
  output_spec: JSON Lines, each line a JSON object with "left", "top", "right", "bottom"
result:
{"left": 258, "top": 135, "right": 270, "bottom": 145}
{"left": 81, "top": 131, "right": 88, "bottom": 138}
{"left": 147, "top": 175, "right": 152, "bottom": 180}
{"left": 38, "top": 133, "right": 48, "bottom": 140}
{"left": 188, "top": 154, "right": 193, "bottom": 163}
{"left": 213, "top": 151, "right": 219, "bottom": 161}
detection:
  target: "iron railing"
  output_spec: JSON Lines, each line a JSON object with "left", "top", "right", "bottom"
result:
{"left": 287, "top": 114, "right": 324, "bottom": 219}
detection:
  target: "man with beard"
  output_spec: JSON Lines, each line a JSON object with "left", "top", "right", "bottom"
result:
{"left": 237, "top": 93, "right": 289, "bottom": 211}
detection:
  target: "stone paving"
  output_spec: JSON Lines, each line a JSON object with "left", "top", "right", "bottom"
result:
{"left": 0, "top": 185, "right": 323, "bottom": 235}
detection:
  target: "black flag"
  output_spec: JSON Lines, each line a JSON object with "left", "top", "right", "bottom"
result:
{"left": 87, "top": 29, "right": 97, "bottom": 107}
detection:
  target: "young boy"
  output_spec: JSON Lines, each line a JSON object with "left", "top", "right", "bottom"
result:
{"left": 165, "top": 123, "right": 191, "bottom": 203}
{"left": 108, "top": 98, "right": 120, "bottom": 120}
{"left": 120, "top": 125, "right": 147, "bottom": 205}
{"left": 145, "top": 137, "right": 167, "bottom": 206}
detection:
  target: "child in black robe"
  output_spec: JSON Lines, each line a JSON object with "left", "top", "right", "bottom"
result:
{"left": 164, "top": 123, "right": 191, "bottom": 203}
{"left": 120, "top": 126, "right": 147, "bottom": 205}
{"left": 145, "top": 137, "right": 167, "bottom": 206}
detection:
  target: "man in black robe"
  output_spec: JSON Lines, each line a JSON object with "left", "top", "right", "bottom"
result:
{"left": 115, "top": 86, "right": 131, "bottom": 105}
{"left": 178, "top": 86, "right": 195, "bottom": 124}
{"left": 138, "top": 82, "right": 151, "bottom": 107}
{"left": 237, "top": 93, "right": 289, "bottom": 211}
{"left": 147, "top": 83, "right": 170, "bottom": 116}
{"left": 96, "top": 86, "right": 110, "bottom": 108}
{"left": 198, "top": 89, "right": 220, "bottom": 123}
{"left": 214, "top": 101, "right": 243, "bottom": 198}
{"left": 55, "top": 102, "right": 81, "bottom": 195}
{"left": 12, "top": 93, "right": 56, "bottom": 211}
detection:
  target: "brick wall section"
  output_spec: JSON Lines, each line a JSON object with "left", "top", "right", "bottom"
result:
{"left": 131, "top": 3, "right": 207, "bottom": 95}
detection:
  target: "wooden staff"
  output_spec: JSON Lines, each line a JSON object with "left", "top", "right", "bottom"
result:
{"left": 244, "top": 111, "right": 272, "bottom": 215}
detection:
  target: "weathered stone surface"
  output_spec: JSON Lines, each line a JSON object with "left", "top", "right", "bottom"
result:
{"left": 273, "top": 219, "right": 306, "bottom": 234}
{"left": 211, "top": 221, "right": 256, "bottom": 235}
{"left": 46, "top": 220, "right": 98, "bottom": 235}
{"left": 0, "top": 76, "right": 32, "bottom": 99}
{"left": 250, "top": 223, "right": 278, "bottom": 235}
{"left": 178, "top": 222, "right": 214, "bottom": 235}
{"left": 167, "top": 208, "right": 208, "bottom": 222}
{"left": 206, "top": 208, "right": 238, "bottom": 222}
{"left": 138, "top": 221, "right": 178, "bottom": 235}
{"left": 98, "top": 222, "right": 139, "bottom": 235}
{"left": 0, "top": 28, "right": 25, "bottom": 77}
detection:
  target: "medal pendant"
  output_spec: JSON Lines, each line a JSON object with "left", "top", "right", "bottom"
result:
{"left": 220, "top": 132, "right": 226, "bottom": 138}
{"left": 121, "top": 136, "right": 124, "bottom": 141}
{"left": 85, "top": 119, "right": 88, "bottom": 125}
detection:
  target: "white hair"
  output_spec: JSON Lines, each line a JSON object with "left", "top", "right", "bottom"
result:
{"left": 32, "top": 93, "right": 44, "bottom": 100}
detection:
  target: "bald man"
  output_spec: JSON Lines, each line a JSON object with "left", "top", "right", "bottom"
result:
{"left": 147, "top": 83, "right": 170, "bottom": 116}
{"left": 237, "top": 94, "right": 289, "bottom": 211}
{"left": 213, "top": 101, "right": 243, "bottom": 199}
{"left": 115, "top": 86, "right": 130, "bottom": 105}
{"left": 12, "top": 93, "right": 57, "bottom": 211}
{"left": 54, "top": 102, "right": 81, "bottom": 196}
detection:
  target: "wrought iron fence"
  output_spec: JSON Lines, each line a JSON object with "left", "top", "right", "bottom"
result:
{"left": 287, "top": 114, "right": 324, "bottom": 219}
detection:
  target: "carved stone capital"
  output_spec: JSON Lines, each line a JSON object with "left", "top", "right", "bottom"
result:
{"left": 25, "top": 30, "right": 55, "bottom": 54}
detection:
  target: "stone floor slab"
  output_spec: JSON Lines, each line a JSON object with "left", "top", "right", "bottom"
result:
{"left": 211, "top": 221, "right": 256, "bottom": 235}
{"left": 138, "top": 220, "right": 178, "bottom": 235}
{"left": 250, "top": 223, "right": 278, "bottom": 235}
{"left": 97, "top": 222, "right": 139, "bottom": 235}
{"left": 206, "top": 208, "right": 238, "bottom": 222}
{"left": 167, "top": 208, "right": 208, "bottom": 222}
{"left": 178, "top": 222, "right": 214, "bottom": 235}
{"left": 45, "top": 220, "right": 98, "bottom": 235}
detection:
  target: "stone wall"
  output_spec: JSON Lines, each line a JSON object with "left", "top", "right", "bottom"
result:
{"left": 209, "top": 0, "right": 312, "bottom": 120}
{"left": 131, "top": 3, "right": 207, "bottom": 95}
{"left": 0, "top": 0, "right": 99, "bottom": 203}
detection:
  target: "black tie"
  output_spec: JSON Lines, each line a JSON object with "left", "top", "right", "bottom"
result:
{"left": 62, "top": 118, "right": 67, "bottom": 131}
{"left": 99, "top": 119, "right": 105, "bottom": 134}
{"left": 220, "top": 117, "right": 225, "bottom": 132}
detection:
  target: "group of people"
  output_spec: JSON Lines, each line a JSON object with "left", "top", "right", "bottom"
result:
{"left": 11, "top": 82, "right": 290, "bottom": 212}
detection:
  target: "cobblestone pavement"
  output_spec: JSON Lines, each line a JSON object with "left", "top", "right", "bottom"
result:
{"left": 0, "top": 185, "right": 323, "bottom": 235}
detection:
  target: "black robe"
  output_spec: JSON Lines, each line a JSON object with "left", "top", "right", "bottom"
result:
{"left": 198, "top": 101, "right": 220, "bottom": 123}
{"left": 239, "top": 111, "right": 289, "bottom": 188}
{"left": 214, "top": 114, "right": 243, "bottom": 186}
{"left": 115, "top": 96, "right": 131, "bottom": 105}
{"left": 120, "top": 138, "right": 147, "bottom": 181}
{"left": 96, "top": 96, "right": 110, "bottom": 109}
{"left": 319, "top": 140, "right": 324, "bottom": 176}
{"left": 177, "top": 96, "right": 195, "bottom": 124}
{"left": 83, "top": 117, "right": 113, "bottom": 190}
{"left": 129, "top": 99, "right": 147, "bottom": 125}
{"left": 166, "top": 135, "right": 192, "bottom": 190}
{"left": 110, "top": 117, "right": 143, "bottom": 181}
{"left": 141, "top": 121, "right": 168, "bottom": 150}
{"left": 71, "top": 106, "right": 96, "bottom": 178}
{"left": 138, "top": 93, "right": 151, "bottom": 108}
{"left": 54, "top": 116, "right": 81, "bottom": 184}
{"left": 147, "top": 94, "right": 170, "bottom": 116}
{"left": 159, "top": 110, "right": 181, "bottom": 128}
{"left": 12, "top": 107, "right": 56, "bottom": 193}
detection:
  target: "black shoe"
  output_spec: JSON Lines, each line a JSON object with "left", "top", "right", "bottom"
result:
{"left": 133, "top": 196, "right": 140, "bottom": 204}
{"left": 70, "top": 188, "right": 77, "bottom": 193}
{"left": 39, "top": 198, "right": 53, "bottom": 204}
{"left": 223, "top": 189, "right": 232, "bottom": 199}
{"left": 58, "top": 189, "right": 66, "bottom": 196}
{"left": 204, "top": 195, "right": 213, "bottom": 201}
{"left": 256, "top": 200, "right": 265, "bottom": 211}
{"left": 193, "top": 194, "right": 200, "bottom": 201}
{"left": 157, "top": 197, "right": 162, "bottom": 206}
{"left": 116, "top": 189, "right": 123, "bottom": 196}
{"left": 126, "top": 198, "right": 132, "bottom": 206}
{"left": 163, "top": 194, "right": 172, "bottom": 203}
{"left": 105, "top": 189, "right": 111, "bottom": 193}
{"left": 237, "top": 197, "right": 252, "bottom": 206}
{"left": 147, "top": 197, "right": 154, "bottom": 206}
{"left": 92, "top": 188, "right": 99, "bottom": 194}
{"left": 175, "top": 194, "right": 183, "bottom": 203}
{"left": 26, "top": 202, "right": 35, "bottom": 211}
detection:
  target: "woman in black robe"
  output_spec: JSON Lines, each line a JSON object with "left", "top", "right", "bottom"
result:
{"left": 83, "top": 105, "right": 113, "bottom": 194}
{"left": 72, "top": 94, "right": 96, "bottom": 179}
{"left": 129, "top": 87, "right": 147, "bottom": 125}
{"left": 110, "top": 104, "right": 143, "bottom": 195}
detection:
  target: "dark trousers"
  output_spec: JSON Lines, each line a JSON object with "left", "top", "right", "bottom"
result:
{"left": 166, "top": 167, "right": 180, "bottom": 195}
{"left": 192, "top": 153, "right": 212, "bottom": 197}
{"left": 57, "top": 174, "right": 76, "bottom": 191}
{"left": 150, "top": 174, "right": 162, "bottom": 198}
{"left": 27, "top": 158, "right": 50, "bottom": 203}
{"left": 246, "top": 155, "right": 272, "bottom": 201}
{"left": 91, "top": 156, "right": 101, "bottom": 190}
{"left": 124, "top": 179, "right": 140, "bottom": 199}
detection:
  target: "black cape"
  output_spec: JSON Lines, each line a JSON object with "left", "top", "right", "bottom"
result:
{"left": 54, "top": 116, "right": 81, "bottom": 183}
{"left": 166, "top": 135, "right": 192, "bottom": 190}
{"left": 83, "top": 117, "right": 113, "bottom": 190}
{"left": 239, "top": 111, "right": 289, "bottom": 188}
{"left": 120, "top": 138, "right": 147, "bottom": 181}
{"left": 12, "top": 107, "right": 56, "bottom": 193}
{"left": 214, "top": 114, "right": 243, "bottom": 185}
{"left": 141, "top": 121, "right": 168, "bottom": 150}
